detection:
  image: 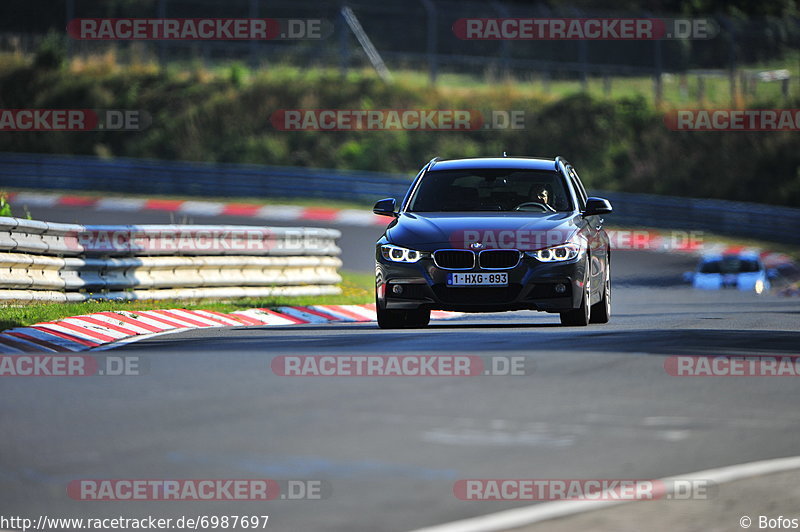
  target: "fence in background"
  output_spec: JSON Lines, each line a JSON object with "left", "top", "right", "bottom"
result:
{"left": 0, "top": 215, "right": 342, "bottom": 301}
{"left": 1, "top": 0, "right": 798, "bottom": 104}
{"left": 1, "top": 152, "right": 799, "bottom": 245}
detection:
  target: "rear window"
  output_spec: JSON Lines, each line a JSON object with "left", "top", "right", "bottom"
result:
{"left": 407, "top": 169, "right": 572, "bottom": 212}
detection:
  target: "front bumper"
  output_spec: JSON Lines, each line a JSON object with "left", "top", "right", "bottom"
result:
{"left": 376, "top": 252, "right": 588, "bottom": 313}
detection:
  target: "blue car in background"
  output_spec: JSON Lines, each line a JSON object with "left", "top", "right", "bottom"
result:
{"left": 691, "top": 252, "right": 771, "bottom": 293}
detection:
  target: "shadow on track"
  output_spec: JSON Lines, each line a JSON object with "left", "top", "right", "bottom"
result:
{"left": 109, "top": 325, "right": 800, "bottom": 358}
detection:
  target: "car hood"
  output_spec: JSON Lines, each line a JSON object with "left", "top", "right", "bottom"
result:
{"left": 385, "top": 212, "right": 581, "bottom": 250}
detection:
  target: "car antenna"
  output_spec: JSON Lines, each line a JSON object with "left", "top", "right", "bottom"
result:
{"left": 502, "top": 151, "right": 507, "bottom": 157}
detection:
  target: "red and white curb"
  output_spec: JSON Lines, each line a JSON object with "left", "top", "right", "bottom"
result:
{"left": 0, "top": 305, "right": 461, "bottom": 354}
{"left": 6, "top": 191, "right": 388, "bottom": 227}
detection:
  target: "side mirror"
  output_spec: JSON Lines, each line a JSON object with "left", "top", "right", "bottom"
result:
{"left": 583, "top": 197, "right": 613, "bottom": 217}
{"left": 373, "top": 198, "right": 398, "bottom": 217}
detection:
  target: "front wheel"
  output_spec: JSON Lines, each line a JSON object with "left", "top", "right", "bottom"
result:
{"left": 377, "top": 306, "right": 431, "bottom": 329}
{"left": 590, "top": 264, "right": 611, "bottom": 324}
{"left": 560, "top": 279, "right": 591, "bottom": 326}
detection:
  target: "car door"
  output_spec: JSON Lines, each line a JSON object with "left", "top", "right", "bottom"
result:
{"left": 568, "top": 166, "right": 609, "bottom": 302}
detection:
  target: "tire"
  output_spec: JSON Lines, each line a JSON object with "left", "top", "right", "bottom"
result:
{"left": 560, "top": 278, "right": 591, "bottom": 326}
{"left": 377, "top": 307, "right": 431, "bottom": 329}
{"left": 590, "top": 263, "right": 611, "bottom": 324}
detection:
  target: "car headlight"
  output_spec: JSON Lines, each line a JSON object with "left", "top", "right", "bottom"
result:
{"left": 526, "top": 242, "right": 583, "bottom": 262}
{"left": 381, "top": 244, "right": 423, "bottom": 263}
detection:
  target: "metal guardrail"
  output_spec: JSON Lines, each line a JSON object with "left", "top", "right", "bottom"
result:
{"left": 0, "top": 216, "right": 343, "bottom": 301}
{"left": 0, "top": 218, "right": 341, "bottom": 256}
{"left": 0, "top": 152, "right": 412, "bottom": 204}
{"left": 597, "top": 191, "right": 800, "bottom": 245}
{"left": 2, "top": 152, "right": 799, "bottom": 244}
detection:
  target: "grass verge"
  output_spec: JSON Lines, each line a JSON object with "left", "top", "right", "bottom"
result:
{"left": 0, "top": 270, "right": 374, "bottom": 332}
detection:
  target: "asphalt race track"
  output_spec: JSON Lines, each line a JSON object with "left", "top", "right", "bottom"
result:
{"left": 1, "top": 205, "right": 799, "bottom": 531}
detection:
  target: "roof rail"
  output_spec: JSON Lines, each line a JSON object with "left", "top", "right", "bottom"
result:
{"left": 498, "top": 155, "right": 557, "bottom": 161}
{"left": 554, "top": 155, "right": 570, "bottom": 169}
{"left": 427, "top": 156, "right": 441, "bottom": 169}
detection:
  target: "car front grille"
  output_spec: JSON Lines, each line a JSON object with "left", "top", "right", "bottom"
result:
{"left": 432, "top": 249, "right": 522, "bottom": 270}
{"left": 478, "top": 249, "right": 521, "bottom": 269}
{"left": 433, "top": 250, "right": 475, "bottom": 270}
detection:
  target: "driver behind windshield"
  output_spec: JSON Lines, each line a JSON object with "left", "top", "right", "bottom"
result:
{"left": 531, "top": 184, "right": 552, "bottom": 206}
{"left": 408, "top": 170, "right": 570, "bottom": 212}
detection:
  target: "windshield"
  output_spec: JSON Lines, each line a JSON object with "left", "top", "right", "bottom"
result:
{"left": 699, "top": 257, "right": 762, "bottom": 274}
{"left": 407, "top": 169, "right": 573, "bottom": 212}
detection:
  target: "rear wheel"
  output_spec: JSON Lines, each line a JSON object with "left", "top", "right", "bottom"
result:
{"left": 377, "top": 307, "right": 431, "bottom": 329}
{"left": 590, "top": 263, "right": 611, "bottom": 324}
{"left": 560, "top": 278, "right": 591, "bottom": 326}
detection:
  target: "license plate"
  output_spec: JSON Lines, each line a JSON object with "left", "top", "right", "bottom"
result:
{"left": 447, "top": 272, "right": 508, "bottom": 287}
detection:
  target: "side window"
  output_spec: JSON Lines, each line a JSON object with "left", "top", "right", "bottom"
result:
{"left": 568, "top": 167, "right": 588, "bottom": 210}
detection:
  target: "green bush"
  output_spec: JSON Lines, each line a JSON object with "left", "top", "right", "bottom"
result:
{"left": 0, "top": 59, "right": 798, "bottom": 206}
{"left": 33, "top": 32, "right": 66, "bottom": 70}
{"left": 0, "top": 191, "right": 12, "bottom": 217}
